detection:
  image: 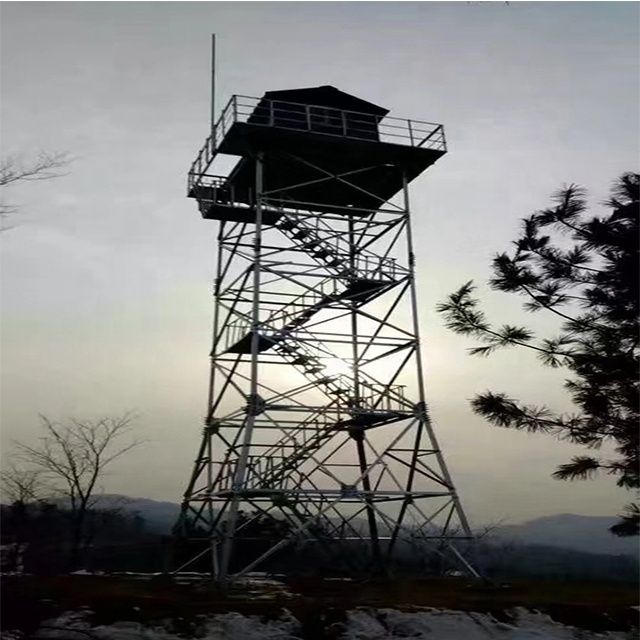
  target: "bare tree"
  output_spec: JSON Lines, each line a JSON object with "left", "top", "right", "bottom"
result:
{"left": 0, "top": 464, "right": 45, "bottom": 504}
{"left": 0, "top": 151, "right": 71, "bottom": 229}
{"left": 11, "top": 413, "right": 140, "bottom": 570}
{"left": 0, "top": 465, "right": 48, "bottom": 572}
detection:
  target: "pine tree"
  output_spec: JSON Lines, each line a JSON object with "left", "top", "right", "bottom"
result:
{"left": 437, "top": 173, "right": 639, "bottom": 535}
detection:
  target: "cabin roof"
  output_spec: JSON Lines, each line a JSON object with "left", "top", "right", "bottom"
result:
{"left": 261, "top": 86, "right": 389, "bottom": 117}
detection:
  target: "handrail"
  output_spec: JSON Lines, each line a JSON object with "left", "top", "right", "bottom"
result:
{"left": 188, "top": 94, "right": 446, "bottom": 192}
{"left": 187, "top": 179, "right": 407, "bottom": 284}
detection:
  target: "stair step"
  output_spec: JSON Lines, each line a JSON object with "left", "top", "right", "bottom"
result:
{"left": 278, "top": 345, "right": 295, "bottom": 353}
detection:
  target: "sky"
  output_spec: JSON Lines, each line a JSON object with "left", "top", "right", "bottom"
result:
{"left": 1, "top": 2, "right": 638, "bottom": 526}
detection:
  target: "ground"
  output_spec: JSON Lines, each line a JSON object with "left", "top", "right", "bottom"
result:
{"left": 1, "top": 574, "right": 638, "bottom": 639}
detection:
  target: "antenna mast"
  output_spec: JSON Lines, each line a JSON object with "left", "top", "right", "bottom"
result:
{"left": 210, "top": 34, "right": 216, "bottom": 135}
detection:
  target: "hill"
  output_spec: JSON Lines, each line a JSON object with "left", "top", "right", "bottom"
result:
{"left": 60, "top": 495, "right": 639, "bottom": 559}
{"left": 495, "top": 514, "right": 639, "bottom": 557}
{"left": 88, "top": 495, "right": 181, "bottom": 534}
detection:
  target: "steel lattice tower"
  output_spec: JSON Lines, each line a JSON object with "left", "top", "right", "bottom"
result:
{"left": 175, "top": 86, "right": 476, "bottom": 582}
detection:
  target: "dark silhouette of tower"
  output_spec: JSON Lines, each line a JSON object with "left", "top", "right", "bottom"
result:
{"left": 176, "top": 86, "right": 476, "bottom": 582}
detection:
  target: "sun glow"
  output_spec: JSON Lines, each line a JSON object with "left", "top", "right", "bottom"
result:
{"left": 322, "top": 357, "right": 351, "bottom": 377}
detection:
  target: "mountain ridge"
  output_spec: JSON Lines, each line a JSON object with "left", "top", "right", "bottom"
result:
{"left": 40, "top": 494, "right": 639, "bottom": 558}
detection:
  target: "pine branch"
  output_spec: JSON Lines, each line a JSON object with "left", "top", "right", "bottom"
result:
{"left": 527, "top": 243, "right": 605, "bottom": 275}
{"left": 552, "top": 456, "right": 601, "bottom": 480}
{"left": 437, "top": 282, "right": 574, "bottom": 360}
{"left": 610, "top": 503, "right": 640, "bottom": 537}
{"left": 470, "top": 392, "right": 562, "bottom": 434}
{"left": 491, "top": 250, "right": 608, "bottom": 333}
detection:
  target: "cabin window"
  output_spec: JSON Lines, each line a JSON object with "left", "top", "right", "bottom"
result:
{"left": 309, "top": 106, "right": 343, "bottom": 132}
{"left": 310, "top": 107, "right": 331, "bottom": 125}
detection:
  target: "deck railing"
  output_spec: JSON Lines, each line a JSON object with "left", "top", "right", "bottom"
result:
{"left": 188, "top": 95, "right": 446, "bottom": 193}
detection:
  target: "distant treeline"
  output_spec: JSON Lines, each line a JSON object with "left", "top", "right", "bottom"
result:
{"left": 2, "top": 504, "right": 637, "bottom": 583}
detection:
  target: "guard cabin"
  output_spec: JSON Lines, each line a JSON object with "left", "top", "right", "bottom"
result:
{"left": 249, "top": 86, "right": 386, "bottom": 141}
{"left": 188, "top": 85, "right": 446, "bottom": 223}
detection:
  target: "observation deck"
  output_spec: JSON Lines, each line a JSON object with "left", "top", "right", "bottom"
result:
{"left": 188, "top": 90, "right": 447, "bottom": 220}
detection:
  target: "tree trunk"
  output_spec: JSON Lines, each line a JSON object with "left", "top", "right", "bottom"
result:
{"left": 69, "top": 505, "right": 87, "bottom": 572}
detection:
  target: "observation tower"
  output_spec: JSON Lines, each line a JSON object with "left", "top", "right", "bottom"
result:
{"left": 175, "top": 85, "right": 476, "bottom": 582}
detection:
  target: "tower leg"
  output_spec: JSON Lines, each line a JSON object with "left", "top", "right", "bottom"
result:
{"left": 352, "top": 429, "right": 383, "bottom": 572}
{"left": 218, "top": 153, "right": 265, "bottom": 583}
